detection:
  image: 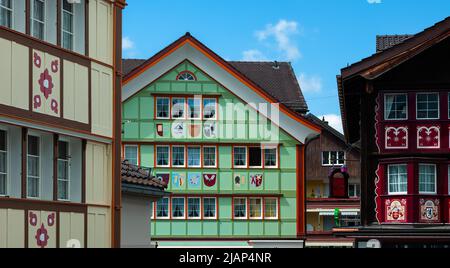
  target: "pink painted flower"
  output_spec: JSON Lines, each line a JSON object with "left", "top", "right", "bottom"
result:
{"left": 47, "top": 213, "right": 55, "bottom": 227}
{"left": 34, "top": 52, "right": 41, "bottom": 68}
{"left": 33, "top": 95, "right": 42, "bottom": 109}
{"left": 51, "top": 60, "right": 59, "bottom": 73}
{"left": 35, "top": 224, "right": 49, "bottom": 248}
{"left": 29, "top": 212, "right": 38, "bottom": 227}
{"left": 51, "top": 99, "right": 58, "bottom": 114}
{"left": 38, "top": 69, "right": 54, "bottom": 99}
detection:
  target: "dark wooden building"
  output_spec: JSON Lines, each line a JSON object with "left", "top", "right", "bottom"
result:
{"left": 305, "top": 114, "right": 361, "bottom": 247}
{"left": 337, "top": 17, "right": 450, "bottom": 248}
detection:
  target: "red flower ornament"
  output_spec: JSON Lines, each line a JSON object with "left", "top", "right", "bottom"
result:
{"left": 33, "top": 95, "right": 42, "bottom": 109}
{"left": 38, "top": 69, "right": 54, "bottom": 99}
{"left": 29, "top": 212, "right": 38, "bottom": 227}
{"left": 51, "top": 60, "right": 59, "bottom": 73}
{"left": 51, "top": 99, "right": 59, "bottom": 114}
{"left": 34, "top": 52, "right": 42, "bottom": 68}
{"left": 35, "top": 223, "right": 50, "bottom": 248}
{"left": 47, "top": 213, "right": 55, "bottom": 227}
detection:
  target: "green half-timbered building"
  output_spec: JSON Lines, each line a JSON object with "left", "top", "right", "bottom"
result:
{"left": 121, "top": 34, "right": 321, "bottom": 248}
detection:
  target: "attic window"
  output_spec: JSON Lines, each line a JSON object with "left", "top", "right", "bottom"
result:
{"left": 177, "top": 71, "right": 196, "bottom": 81}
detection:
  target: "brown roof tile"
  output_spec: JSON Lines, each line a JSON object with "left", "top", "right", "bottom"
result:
{"left": 376, "top": 35, "right": 413, "bottom": 52}
{"left": 121, "top": 160, "right": 167, "bottom": 189}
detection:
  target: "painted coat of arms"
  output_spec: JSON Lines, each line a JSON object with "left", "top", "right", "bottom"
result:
{"left": 386, "top": 199, "right": 407, "bottom": 222}
{"left": 203, "top": 174, "right": 217, "bottom": 187}
{"left": 420, "top": 199, "right": 440, "bottom": 222}
{"left": 250, "top": 174, "right": 263, "bottom": 188}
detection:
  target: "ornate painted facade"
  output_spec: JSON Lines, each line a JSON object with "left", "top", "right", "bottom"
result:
{"left": 121, "top": 34, "right": 321, "bottom": 248}
{"left": 0, "top": 0, "right": 125, "bottom": 248}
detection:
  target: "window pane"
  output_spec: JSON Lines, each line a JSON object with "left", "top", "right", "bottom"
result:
{"left": 0, "top": 174, "right": 6, "bottom": 196}
{"left": 62, "top": 0, "right": 73, "bottom": 13}
{"left": 417, "top": 93, "right": 439, "bottom": 119}
{"left": 172, "top": 98, "right": 185, "bottom": 118}
{"left": 188, "top": 147, "right": 200, "bottom": 167}
{"left": 234, "top": 198, "right": 246, "bottom": 218}
{"left": 264, "top": 199, "right": 277, "bottom": 218}
{"left": 203, "top": 147, "right": 216, "bottom": 167}
{"left": 172, "top": 146, "right": 185, "bottom": 166}
{"left": 0, "top": 130, "right": 6, "bottom": 151}
{"left": 204, "top": 198, "right": 216, "bottom": 218}
{"left": 385, "top": 94, "right": 407, "bottom": 120}
{"left": 156, "top": 98, "right": 169, "bottom": 118}
{"left": 419, "top": 164, "right": 436, "bottom": 193}
{"left": 234, "top": 147, "right": 247, "bottom": 167}
{"left": 249, "top": 198, "right": 262, "bottom": 218}
{"left": 249, "top": 147, "right": 262, "bottom": 167}
{"left": 188, "top": 99, "right": 201, "bottom": 119}
{"left": 388, "top": 164, "right": 407, "bottom": 194}
{"left": 0, "top": 0, "right": 12, "bottom": 28}
{"left": 157, "top": 198, "right": 169, "bottom": 218}
{"left": 188, "top": 198, "right": 200, "bottom": 218}
{"left": 124, "top": 146, "right": 138, "bottom": 165}
{"left": 203, "top": 99, "right": 217, "bottom": 119}
{"left": 57, "top": 180, "right": 68, "bottom": 200}
{"left": 0, "top": 152, "right": 6, "bottom": 175}
{"left": 172, "top": 198, "right": 185, "bottom": 218}
{"left": 28, "top": 136, "right": 40, "bottom": 156}
{"left": 58, "top": 141, "right": 69, "bottom": 160}
{"left": 264, "top": 148, "right": 277, "bottom": 167}
{"left": 58, "top": 160, "right": 69, "bottom": 180}
{"left": 27, "top": 177, "right": 39, "bottom": 198}
{"left": 322, "top": 152, "right": 329, "bottom": 165}
{"left": 156, "top": 146, "right": 169, "bottom": 166}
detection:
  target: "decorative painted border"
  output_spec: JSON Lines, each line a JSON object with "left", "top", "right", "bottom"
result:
{"left": 385, "top": 126, "right": 408, "bottom": 150}
{"left": 417, "top": 126, "right": 441, "bottom": 149}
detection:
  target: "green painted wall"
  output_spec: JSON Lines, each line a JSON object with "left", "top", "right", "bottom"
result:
{"left": 123, "top": 61, "right": 301, "bottom": 240}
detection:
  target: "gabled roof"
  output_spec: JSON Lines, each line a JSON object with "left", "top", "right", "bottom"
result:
{"left": 123, "top": 59, "right": 309, "bottom": 114}
{"left": 341, "top": 16, "right": 450, "bottom": 80}
{"left": 305, "top": 114, "right": 346, "bottom": 143}
{"left": 122, "top": 33, "right": 321, "bottom": 143}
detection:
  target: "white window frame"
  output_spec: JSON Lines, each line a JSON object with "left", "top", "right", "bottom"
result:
{"left": 155, "top": 197, "right": 170, "bottom": 219}
{"left": 263, "top": 146, "right": 278, "bottom": 169}
{"left": 171, "top": 97, "right": 186, "bottom": 119}
{"left": 187, "top": 197, "right": 201, "bottom": 220}
{"left": 248, "top": 147, "right": 263, "bottom": 169}
{"left": 156, "top": 97, "right": 170, "bottom": 119}
{"left": 416, "top": 93, "right": 440, "bottom": 120}
{"left": 187, "top": 146, "right": 201, "bottom": 168}
{"left": 348, "top": 184, "right": 360, "bottom": 198}
{"left": 249, "top": 197, "right": 263, "bottom": 220}
{"left": 233, "top": 197, "right": 247, "bottom": 219}
{"left": 384, "top": 93, "right": 408, "bottom": 121}
{"left": 202, "top": 197, "right": 217, "bottom": 220}
{"left": 171, "top": 145, "right": 186, "bottom": 168}
{"left": 418, "top": 163, "right": 437, "bottom": 195}
{"left": 202, "top": 146, "right": 217, "bottom": 168}
{"left": 124, "top": 145, "right": 139, "bottom": 166}
{"left": 0, "top": 0, "right": 13, "bottom": 29}
{"left": 387, "top": 164, "right": 408, "bottom": 195}
{"left": 177, "top": 71, "right": 196, "bottom": 81}
{"left": 155, "top": 145, "right": 170, "bottom": 168}
{"left": 187, "top": 97, "right": 202, "bottom": 120}
{"left": 27, "top": 134, "right": 41, "bottom": 199}
{"left": 233, "top": 146, "right": 247, "bottom": 168}
{"left": 31, "top": 0, "right": 46, "bottom": 41}
{"left": 322, "top": 151, "right": 345, "bottom": 167}
{"left": 57, "top": 138, "right": 70, "bottom": 201}
{"left": 263, "top": 198, "right": 279, "bottom": 220}
{"left": 171, "top": 197, "right": 185, "bottom": 219}
{"left": 0, "top": 127, "right": 8, "bottom": 197}
{"left": 203, "top": 98, "right": 217, "bottom": 120}
{"left": 61, "top": 0, "right": 74, "bottom": 51}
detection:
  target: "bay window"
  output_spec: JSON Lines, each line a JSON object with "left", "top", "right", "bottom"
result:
{"left": 57, "top": 140, "right": 69, "bottom": 201}
{"left": 156, "top": 146, "right": 169, "bottom": 167}
{"left": 203, "top": 146, "right": 216, "bottom": 168}
{"left": 419, "top": 164, "right": 437, "bottom": 194}
{"left": 187, "top": 146, "right": 201, "bottom": 167}
{"left": 156, "top": 197, "right": 169, "bottom": 219}
{"left": 0, "top": 0, "right": 12, "bottom": 28}
{"left": 233, "top": 198, "right": 247, "bottom": 219}
{"left": 384, "top": 94, "right": 408, "bottom": 120}
{"left": 187, "top": 197, "right": 200, "bottom": 219}
{"left": 388, "top": 164, "right": 408, "bottom": 195}
{"left": 0, "top": 130, "right": 7, "bottom": 196}
{"left": 172, "top": 197, "right": 185, "bottom": 219}
{"left": 233, "top": 147, "right": 247, "bottom": 168}
{"left": 264, "top": 198, "right": 278, "bottom": 219}
{"left": 172, "top": 146, "right": 185, "bottom": 167}
{"left": 124, "top": 145, "right": 138, "bottom": 165}
{"left": 203, "top": 197, "right": 216, "bottom": 219}
{"left": 27, "top": 135, "right": 40, "bottom": 198}
{"left": 264, "top": 147, "right": 278, "bottom": 168}
{"left": 249, "top": 198, "right": 262, "bottom": 219}
{"left": 417, "top": 93, "right": 439, "bottom": 119}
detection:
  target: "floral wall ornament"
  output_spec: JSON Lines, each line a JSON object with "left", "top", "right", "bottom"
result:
{"left": 39, "top": 69, "right": 54, "bottom": 99}
{"left": 385, "top": 126, "right": 408, "bottom": 149}
{"left": 35, "top": 223, "right": 50, "bottom": 248}
{"left": 29, "top": 212, "right": 38, "bottom": 227}
{"left": 47, "top": 213, "right": 55, "bottom": 227}
{"left": 51, "top": 99, "right": 59, "bottom": 114}
{"left": 33, "top": 95, "right": 42, "bottom": 109}
{"left": 51, "top": 60, "right": 59, "bottom": 73}
{"left": 33, "top": 52, "right": 41, "bottom": 68}
{"left": 417, "top": 126, "right": 440, "bottom": 149}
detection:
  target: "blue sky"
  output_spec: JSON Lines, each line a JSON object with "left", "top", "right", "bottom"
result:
{"left": 122, "top": 0, "right": 449, "bottom": 132}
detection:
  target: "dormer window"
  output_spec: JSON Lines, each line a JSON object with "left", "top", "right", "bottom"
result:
{"left": 177, "top": 71, "right": 196, "bottom": 81}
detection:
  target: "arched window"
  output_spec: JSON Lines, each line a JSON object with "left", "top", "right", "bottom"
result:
{"left": 176, "top": 71, "right": 196, "bottom": 81}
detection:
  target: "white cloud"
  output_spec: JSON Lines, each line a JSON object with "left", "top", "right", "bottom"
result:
{"left": 367, "top": 0, "right": 382, "bottom": 4}
{"left": 122, "top": 37, "right": 134, "bottom": 50}
{"left": 299, "top": 73, "right": 322, "bottom": 93}
{"left": 242, "top": 49, "right": 268, "bottom": 61}
{"left": 320, "top": 114, "right": 344, "bottom": 134}
{"left": 255, "top": 20, "right": 301, "bottom": 61}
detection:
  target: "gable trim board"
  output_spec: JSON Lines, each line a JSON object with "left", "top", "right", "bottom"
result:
{"left": 122, "top": 34, "right": 320, "bottom": 144}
